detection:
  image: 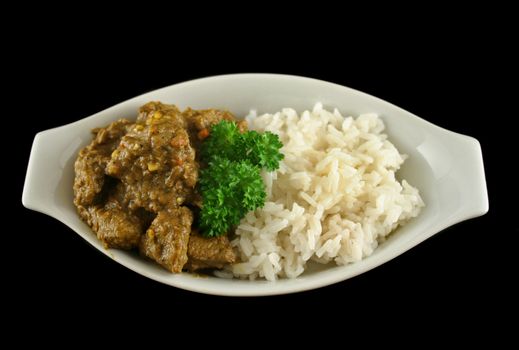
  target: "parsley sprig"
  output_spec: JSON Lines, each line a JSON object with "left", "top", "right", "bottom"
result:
{"left": 198, "top": 120, "right": 284, "bottom": 237}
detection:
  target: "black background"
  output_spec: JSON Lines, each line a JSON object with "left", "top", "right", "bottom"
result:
{"left": 7, "top": 12, "right": 515, "bottom": 339}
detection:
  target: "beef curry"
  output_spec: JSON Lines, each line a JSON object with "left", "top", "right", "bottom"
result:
{"left": 73, "top": 102, "right": 240, "bottom": 273}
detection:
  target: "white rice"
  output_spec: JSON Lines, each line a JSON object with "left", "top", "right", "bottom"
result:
{"left": 230, "top": 103, "right": 424, "bottom": 281}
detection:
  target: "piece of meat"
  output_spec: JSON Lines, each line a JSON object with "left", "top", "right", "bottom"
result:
{"left": 139, "top": 207, "right": 192, "bottom": 273}
{"left": 182, "top": 107, "right": 241, "bottom": 152}
{"left": 73, "top": 119, "right": 133, "bottom": 206}
{"left": 79, "top": 196, "right": 143, "bottom": 249}
{"left": 106, "top": 105, "right": 197, "bottom": 212}
{"left": 183, "top": 108, "right": 236, "bottom": 131}
{"left": 185, "top": 232, "right": 236, "bottom": 271}
{"left": 137, "top": 101, "right": 180, "bottom": 124}
{"left": 73, "top": 149, "right": 108, "bottom": 206}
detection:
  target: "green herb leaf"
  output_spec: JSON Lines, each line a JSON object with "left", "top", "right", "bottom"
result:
{"left": 199, "top": 157, "right": 265, "bottom": 237}
{"left": 198, "top": 120, "right": 284, "bottom": 237}
{"left": 241, "top": 130, "right": 284, "bottom": 171}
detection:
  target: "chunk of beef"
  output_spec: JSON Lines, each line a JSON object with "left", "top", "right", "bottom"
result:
{"left": 185, "top": 232, "right": 236, "bottom": 271}
{"left": 73, "top": 119, "right": 133, "bottom": 206}
{"left": 80, "top": 196, "right": 143, "bottom": 249}
{"left": 182, "top": 107, "right": 244, "bottom": 152}
{"left": 106, "top": 105, "right": 197, "bottom": 212}
{"left": 183, "top": 107, "right": 236, "bottom": 131}
{"left": 139, "top": 207, "right": 192, "bottom": 273}
{"left": 137, "top": 101, "right": 180, "bottom": 124}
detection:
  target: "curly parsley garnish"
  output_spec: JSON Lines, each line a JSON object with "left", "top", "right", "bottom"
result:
{"left": 198, "top": 120, "right": 283, "bottom": 237}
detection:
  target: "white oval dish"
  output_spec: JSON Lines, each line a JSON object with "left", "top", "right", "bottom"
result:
{"left": 22, "top": 74, "right": 488, "bottom": 296}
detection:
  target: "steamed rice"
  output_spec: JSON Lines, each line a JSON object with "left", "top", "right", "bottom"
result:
{"left": 230, "top": 103, "right": 424, "bottom": 281}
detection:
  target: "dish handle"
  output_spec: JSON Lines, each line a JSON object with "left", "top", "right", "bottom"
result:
{"left": 439, "top": 132, "right": 489, "bottom": 224}
{"left": 22, "top": 126, "right": 80, "bottom": 218}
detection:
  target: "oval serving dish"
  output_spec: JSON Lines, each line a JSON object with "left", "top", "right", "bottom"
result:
{"left": 22, "top": 74, "right": 488, "bottom": 296}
